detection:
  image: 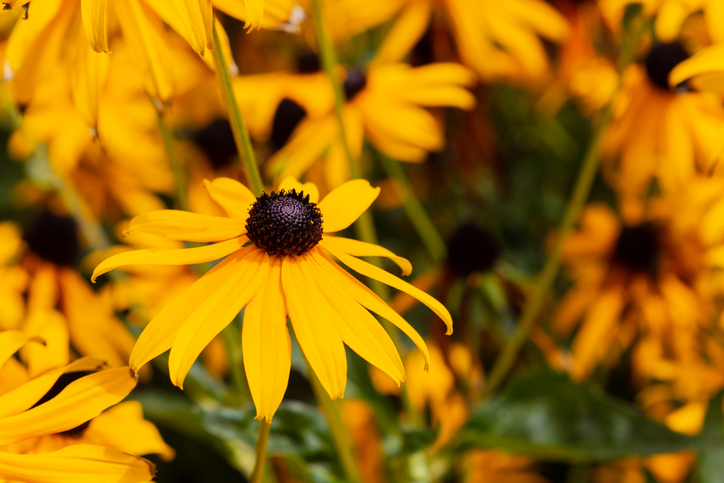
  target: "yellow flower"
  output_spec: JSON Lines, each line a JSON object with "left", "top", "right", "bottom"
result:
{"left": 0, "top": 335, "right": 157, "bottom": 482}
{"left": 93, "top": 177, "right": 453, "bottom": 422}
{"left": 554, "top": 178, "right": 724, "bottom": 379}
{"left": 266, "top": 62, "right": 476, "bottom": 188}
{"left": 602, "top": 42, "right": 724, "bottom": 202}
{"left": 375, "top": 0, "right": 569, "bottom": 85}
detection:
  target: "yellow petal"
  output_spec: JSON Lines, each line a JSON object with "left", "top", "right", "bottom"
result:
{"left": 92, "top": 237, "right": 246, "bottom": 282}
{"left": 323, "top": 235, "right": 412, "bottom": 276}
{"left": 0, "top": 330, "right": 31, "bottom": 369}
{"left": 0, "top": 367, "right": 137, "bottom": 445}
{"left": 129, "top": 245, "right": 255, "bottom": 372}
{"left": 0, "top": 444, "right": 155, "bottom": 483}
{"left": 314, "top": 251, "right": 430, "bottom": 370}
{"left": 86, "top": 401, "right": 175, "bottom": 461}
{"left": 373, "top": 0, "right": 432, "bottom": 65}
{"left": 278, "top": 177, "right": 320, "bottom": 204}
{"left": 0, "top": 357, "right": 107, "bottom": 419}
{"left": 175, "top": 0, "right": 214, "bottom": 55}
{"left": 242, "top": 0, "right": 265, "bottom": 30}
{"left": 81, "top": 0, "right": 110, "bottom": 53}
{"left": 21, "top": 308, "right": 70, "bottom": 376}
{"left": 282, "top": 255, "right": 347, "bottom": 399}
{"left": 168, "top": 248, "right": 270, "bottom": 388}
{"left": 318, "top": 179, "right": 380, "bottom": 233}
{"left": 202, "top": 177, "right": 256, "bottom": 219}
{"left": 71, "top": 38, "right": 110, "bottom": 129}
{"left": 669, "top": 44, "right": 724, "bottom": 87}
{"left": 242, "top": 257, "right": 291, "bottom": 423}
{"left": 5, "top": 0, "right": 64, "bottom": 74}
{"left": 124, "top": 210, "right": 246, "bottom": 242}
{"left": 308, "top": 253, "right": 404, "bottom": 384}
{"left": 321, "top": 241, "right": 452, "bottom": 335}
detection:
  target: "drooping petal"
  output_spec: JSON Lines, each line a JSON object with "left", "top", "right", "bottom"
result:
{"left": 123, "top": 210, "right": 246, "bottom": 242}
{"left": 308, "top": 253, "right": 404, "bottom": 384}
{"left": 168, "top": 249, "right": 271, "bottom": 388}
{"left": 202, "top": 177, "right": 257, "bottom": 219}
{"left": 0, "top": 367, "right": 136, "bottom": 445}
{"left": 321, "top": 241, "right": 453, "bottom": 334}
{"left": 21, "top": 308, "right": 70, "bottom": 377}
{"left": 175, "top": 0, "right": 214, "bottom": 55}
{"left": 242, "top": 256, "right": 291, "bottom": 422}
{"left": 0, "top": 444, "right": 155, "bottom": 483}
{"left": 85, "top": 401, "right": 175, "bottom": 462}
{"left": 81, "top": 0, "right": 110, "bottom": 53}
{"left": 373, "top": 0, "right": 432, "bottom": 65}
{"left": 323, "top": 236, "right": 412, "bottom": 276}
{"left": 313, "top": 251, "right": 430, "bottom": 370}
{"left": 0, "top": 357, "right": 106, "bottom": 419}
{"left": 282, "top": 255, "right": 347, "bottom": 399}
{"left": 129, "top": 245, "right": 256, "bottom": 373}
{"left": 70, "top": 38, "right": 110, "bottom": 129}
{"left": 278, "top": 177, "right": 319, "bottom": 204}
{"left": 242, "top": 0, "right": 265, "bottom": 30}
{"left": 92, "top": 237, "right": 246, "bottom": 282}
{"left": 318, "top": 180, "right": 380, "bottom": 233}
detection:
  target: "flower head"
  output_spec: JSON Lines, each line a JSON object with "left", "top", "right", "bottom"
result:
{"left": 93, "top": 177, "right": 453, "bottom": 422}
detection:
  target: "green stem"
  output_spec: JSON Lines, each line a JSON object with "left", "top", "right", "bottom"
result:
{"left": 250, "top": 420, "right": 271, "bottom": 483}
{"left": 481, "top": 106, "right": 612, "bottom": 399}
{"left": 157, "top": 112, "right": 188, "bottom": 211}
{"left": 211, "top": 20, "right": 264, "bottom": 197}
{"left": 379, "top": 155, "right": 446, "bottom": 262}
{"left": 307, "top": 363, "right": 363, "bottom": 483}
{"left": 311, "top": 0, "right": 358, "bottom": 179}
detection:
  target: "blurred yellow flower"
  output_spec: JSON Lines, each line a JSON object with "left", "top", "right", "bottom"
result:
{"left": 554, "top": 178, "right": 724, "bottom": 379}
{"left": 93, "top": 177, "right": 452, "bottom": 422}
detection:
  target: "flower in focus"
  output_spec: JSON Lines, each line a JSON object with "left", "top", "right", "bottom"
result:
{"left": 553, "top": 178, "right": 724, "bottom": 380}
{"left": 376, "top": 0, "right": 569, "bottom": 86}
{"left": 602, "top": 42, "right": 724, "bottom": 204}
{"left": 266, "top": 62, "right": 477, "bottom": 188}
{"left": 0, "top": 334, "right": 160, "bottom": 482}
{"left": 92, "top": 177, "right": 453, "bottom": 422}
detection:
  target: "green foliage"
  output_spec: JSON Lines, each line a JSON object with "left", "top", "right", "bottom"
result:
{"left": 455, "top": 370, "right": 700, "bottom": 462}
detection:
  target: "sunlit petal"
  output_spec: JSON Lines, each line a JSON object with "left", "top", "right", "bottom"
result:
{"left": 318, "top": 180, "right": 380, "bottom": 233}
{"left": 323, "top": 236, "right": 412, "bottom": 275}
{"left": 123, "top": 210, "right": 246, "bottom": 242}
{"left": 202, "top": 177, "right": 257, "bottom": 219}
{"left": 278, "top": 177, "right": 319, "bottom": 204}
{"left": 81, "top": 0, "right": 110, "bottom": 53}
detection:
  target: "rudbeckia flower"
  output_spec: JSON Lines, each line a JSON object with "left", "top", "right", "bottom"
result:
{"left": 553, "top": 178, "right": 724, "bottom": 380}
{"left": 92, "top": 177, "right": 453, "bottom": 422}
{"left": 266, "top": 62, "right": 477, "bottom": 188}
{"left": 375, "top": 0, "right": 569, "bottom": 85}
{"left": 602, "top": 42, "right": 724, "bottom": 202}
{"left": 0, "top": 337, "right": 158, "bottom": 482}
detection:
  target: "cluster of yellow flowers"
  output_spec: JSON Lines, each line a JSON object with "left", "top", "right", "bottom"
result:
{"left": 3, "top": 0, "right": 724, "bottom": 481}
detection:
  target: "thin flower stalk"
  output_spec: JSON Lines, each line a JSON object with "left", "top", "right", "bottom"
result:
{"left": 158, "top": 112, "right": 188, "bottom": 211}
{"left": 481, "top": 105, "right": 612, "bottom": 398}
{"left": 211, "top": 20, "right": 264, "bottom": 197}
{"left": 379, "top": 154, "right": 447, "bottom": 263}
{"left": 250, "top": 419, "right": 272, "bottom": 483}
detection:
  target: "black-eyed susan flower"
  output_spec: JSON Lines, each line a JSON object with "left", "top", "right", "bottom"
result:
{"left": 602, "top": 42, "right": 724, "bottom": 204}
{"left": 92, "top": 177, "right": 453, "bottom": 422}
{"left": 553, "top": 177, "right": 724, "bottom": 380}
{"left": 375, "top": 0, "right": 569, "bottom": 86}
{"left": 0, "top": 336, "right": 159, "bottom": 482}
{"left": 266, "top": 62, "right": 476, "bottom": 188}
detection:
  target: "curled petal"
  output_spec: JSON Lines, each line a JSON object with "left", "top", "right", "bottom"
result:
{"left": 323, "top": 236, "right": 411, "bottom": 275}
{"left": 81, "top": 0, "right": 110, "bottom": 53}
{"left": 202, "top": 177, "right": 256, "bottom": 219}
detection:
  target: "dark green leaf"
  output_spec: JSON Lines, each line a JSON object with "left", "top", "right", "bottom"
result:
{"left": 455, "top": 370, "right": 699, "bottom": 462}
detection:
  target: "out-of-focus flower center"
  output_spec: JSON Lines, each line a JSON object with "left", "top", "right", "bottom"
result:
{"left": 644, "top": 42, "right": 690, "bottom": 91}
{"left": 613, "top": 223, "right": 661, "bottom": 275}
{"left": 446, "top": 222, "right": 500, "bottom": 277}
{"left": 296, "top": 51, "right": 321, "bottom": 74}
{"left": 343, "top": 68, "right": 367, "bottom": 101}
{"left": 271, "top": 98, "right": 307, "bottom": 152}
{"left": 246, "top": 189, "right": 323, "bottom": 256}
{"left": 23, "top": 210, "right": 80, "bottom": 267}
{"left": 191, "top": 119, "right": 238, "bottom": 170}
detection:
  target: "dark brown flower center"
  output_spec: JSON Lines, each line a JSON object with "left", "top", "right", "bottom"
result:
{"left": 245, "top": 189, "right": 323, "bottom": 256}
{"left": 446, "top": 222, "right": 500, "bottom": 277}
{"left": 23, "top": 210, "right": 80, "bottom": 267}
{"left": 613, "top": 223, "right": 661, "bottom": 275}
{"left": 191, "top": 119, "right": 238, "bottom": 171}
{"left": 645, "top": 42, "right": 689, "bottom": 91}
{"left": 343, "top": 68, "right": 367, "bottom": 101}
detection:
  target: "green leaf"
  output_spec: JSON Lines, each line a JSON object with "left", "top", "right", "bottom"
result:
{"left": 696, "top": 390, "right": 724, "bottom": 483}
{"left": 455, "top": 370, "right": 699, "bottom": 462}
